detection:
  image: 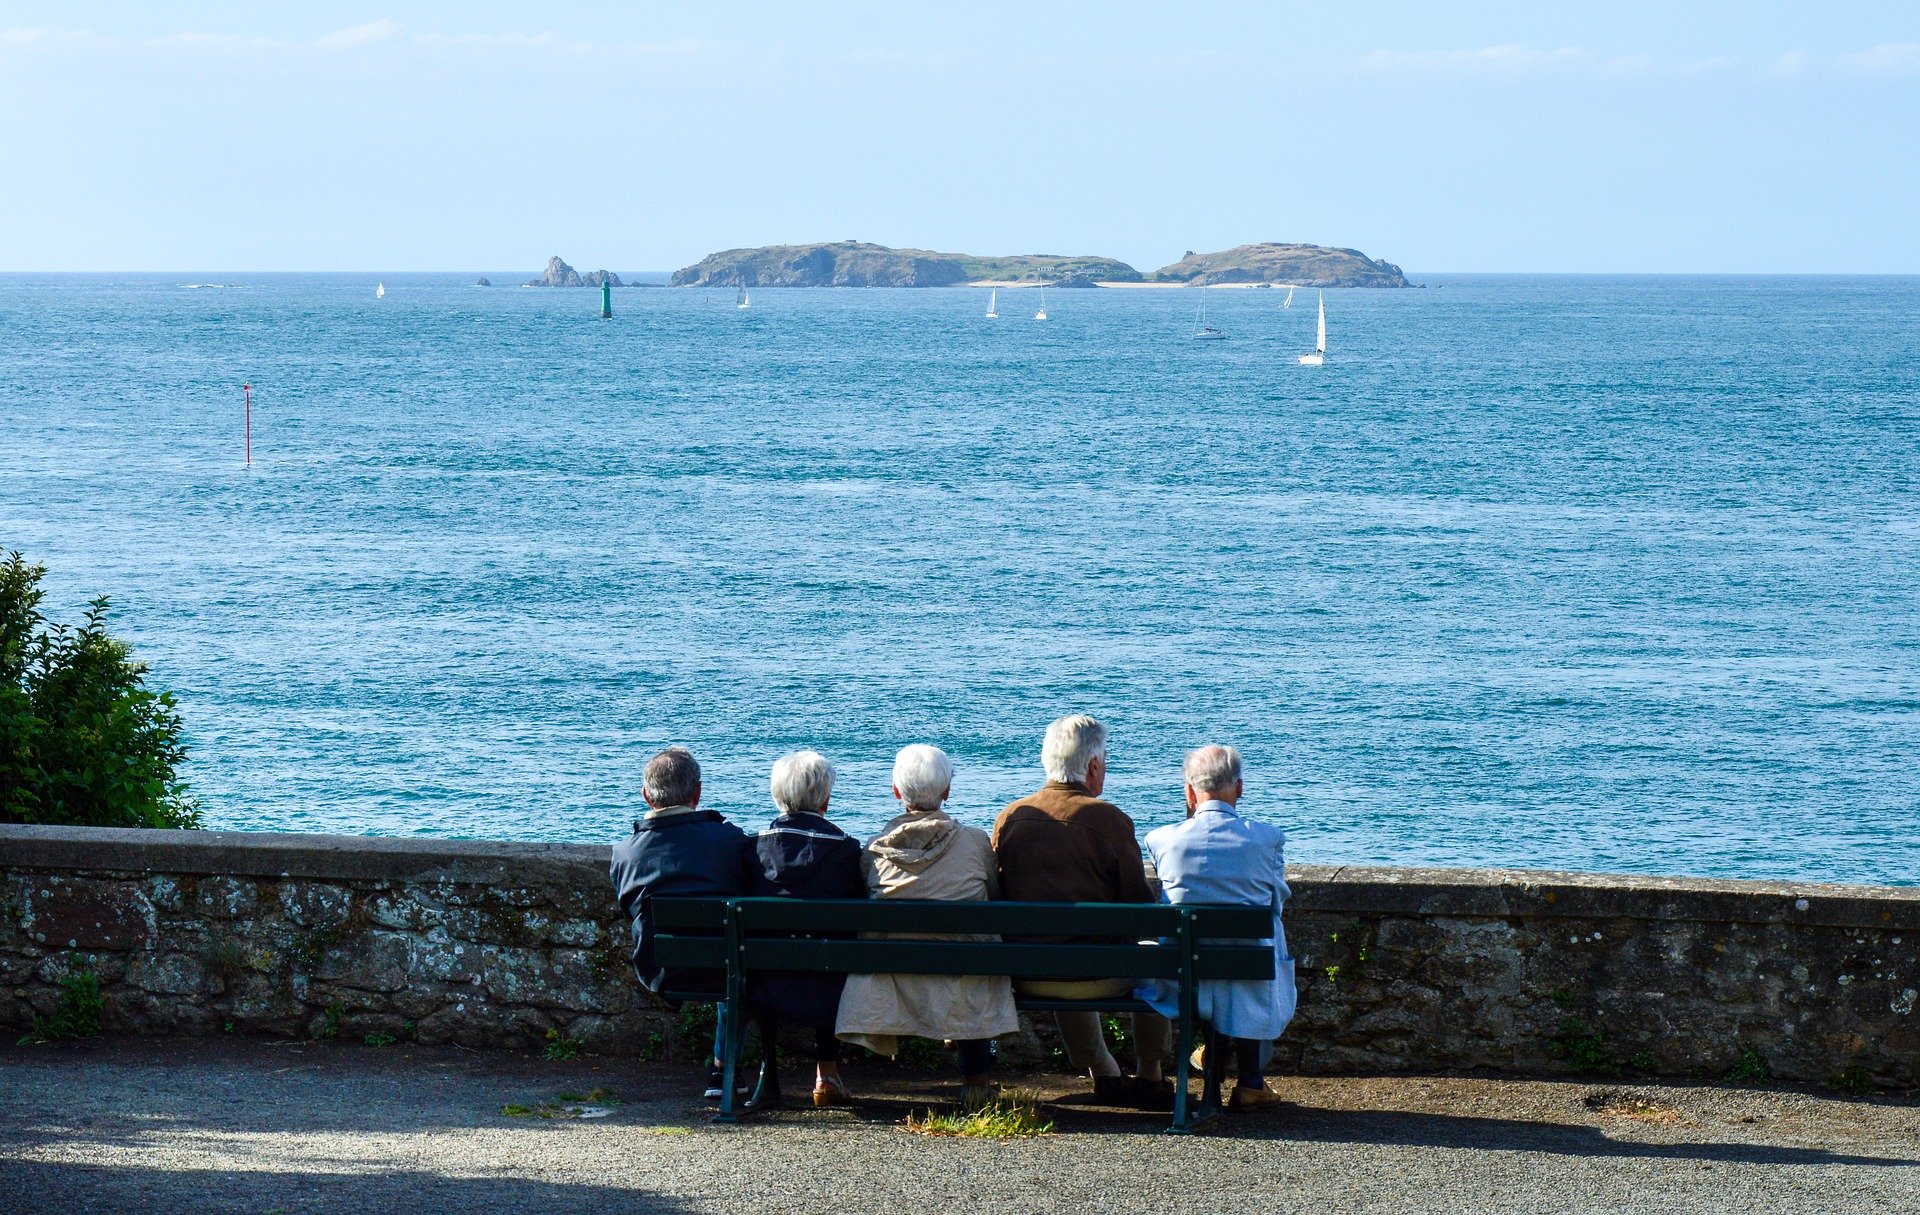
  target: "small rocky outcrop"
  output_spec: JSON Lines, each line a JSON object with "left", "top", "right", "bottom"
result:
{"left": 525, "top": 256, "right": 621, "bottom": 288}
{"left": 1151, "top": 243, "right": 1410, "bottom": 288}
{"left": 474, "top": 277, "right": 491, "bottom": 287}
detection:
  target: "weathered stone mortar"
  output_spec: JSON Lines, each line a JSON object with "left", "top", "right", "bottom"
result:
{"left": 2, "top": 826, "right": 1915, "bottom": 1085}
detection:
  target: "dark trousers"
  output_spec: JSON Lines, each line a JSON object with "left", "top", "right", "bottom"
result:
{"left": 954, "top": 1037, "right": 995, "bottom": 1076}
{"left": 749, "top": 1015, "right": 839, "bottom": 1062}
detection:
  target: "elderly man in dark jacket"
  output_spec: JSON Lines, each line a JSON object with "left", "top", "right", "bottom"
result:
{"left": 610, "top": 746, "right": 754, "bottom": 1101}
{"left": 746, "top": 749, "right": 866, "bottom": 1108}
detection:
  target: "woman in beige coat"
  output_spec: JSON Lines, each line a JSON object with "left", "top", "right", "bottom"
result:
{"left": 835, "top": 745, "right": 1019, "bottom": 1091}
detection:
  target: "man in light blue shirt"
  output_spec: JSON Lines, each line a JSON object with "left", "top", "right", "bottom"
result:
{"left": 1141, "top": 744, "right": 1296, "bottom": 1111}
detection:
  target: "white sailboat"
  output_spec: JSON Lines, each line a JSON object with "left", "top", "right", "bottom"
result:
{"left": 736, "top": 284, "right": 750, "bottom": 309}
{"left": 1298, "top": 292, "right": 1327, "bottom": 365}
{"left": 1283, "top": 286, "right": 1294, "bottom": 308}
{"left": 375, "top": 282, "right": 385, "bottom": 299}
{"left": 1193, "top": 283, "right": 1225, "bottom": 340}
{"left": 1034, "top": 287, "right": 1049, "bottom": 321}
{"left": 986, "top": 288, "right": 998, "bottom": 319}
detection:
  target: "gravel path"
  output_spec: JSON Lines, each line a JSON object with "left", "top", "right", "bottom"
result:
{"left": 3, "top": 1039, "right": 1915, "bottom": 1214}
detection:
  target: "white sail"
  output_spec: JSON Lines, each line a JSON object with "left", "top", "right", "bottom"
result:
{"left": 1035, "top": 287, "right": 1048, "bottom": 321}
{"left": 1284, "top": 286, "right": 1294, "bottom": 308}
{"left": 1298, "top": 291, "right": 1326, "bottom": 365}
{"left": 737, "top": 285, "right": 749, "bottom": 309}
{"left": 1192, "top": 283, "right": 1225, "bottom": 340}
{"left": 986, "top": 288, "right": 998, "bottom": 318}
{"left": 375, "top": 282, "right": 385, "bottom": 299}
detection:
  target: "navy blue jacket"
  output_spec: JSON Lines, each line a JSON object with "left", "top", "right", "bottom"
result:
{"left": 747, "top": 812, "right": 867, "bottom": 1027}
{"left": 610, "top": 806, "right": 755, "bottom": 997}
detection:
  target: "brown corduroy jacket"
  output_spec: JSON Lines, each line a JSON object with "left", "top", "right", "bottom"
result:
{"left": 991, "top": 781, "right": 1157, "bottom": 918}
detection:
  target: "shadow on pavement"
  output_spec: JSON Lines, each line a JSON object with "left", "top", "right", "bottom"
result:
{"left": 835, "top": 1091, "right": 1916, "bottom": 1169}
{"left": 0, "top": 1160, "right": 700, "bottom": 1215}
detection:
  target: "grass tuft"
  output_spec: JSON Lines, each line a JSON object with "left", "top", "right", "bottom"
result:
{"left": 502, "top": 1089, "right": 622, "bottom": 1120}
{"left": 905, "top": 1090, "right": 1054, "bottom": 1140}
{"left": 1829, "top": 1064, "right": 1876, "bottom": 1095}
{"left": 1584, "top": 1089, "right": 1686, "bottom": 1126}
{"left": 1724, "top": 1048, "right": 1770, "bottom": 1084}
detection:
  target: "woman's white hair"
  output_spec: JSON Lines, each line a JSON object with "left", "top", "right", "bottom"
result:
{"left": 892, "top": 744, "right": 953, "bottom": 812}
{"left": 1042, "top": 714, "right": 1107, "bottom": 784}
{"left": 1183, "top": 744, "right": 1243, "bottom": 795}
{"left": 770, "top": 750, "right": 835, "bottom": 815}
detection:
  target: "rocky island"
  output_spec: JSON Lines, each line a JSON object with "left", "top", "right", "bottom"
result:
{"left": 524, "top": 256, "right": 623, "bottom": 288}
{"left": 670, "top": 240, "right": 1409, "bottom": 288}
{"left": 670, "top": 241, "right": 1142, "bottom": 288}
{"left": 1150, "top": 243, "right": 1409, "bottom": 288}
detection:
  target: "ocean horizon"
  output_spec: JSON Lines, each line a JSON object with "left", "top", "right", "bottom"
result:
{"left": 3, "top": 272, "right": 1916, "bottom": 885}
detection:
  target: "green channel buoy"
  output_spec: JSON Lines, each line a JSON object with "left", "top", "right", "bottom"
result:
{"left": 600, "top": 280, "right": 612, "bottom": 319}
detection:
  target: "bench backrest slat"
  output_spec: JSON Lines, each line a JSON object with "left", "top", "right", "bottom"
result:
{"left": 651, "top": 896, "right": 1273, "bottom": 940}
{"left": 654, "top": 936, "right": 1274, "bottom": 981}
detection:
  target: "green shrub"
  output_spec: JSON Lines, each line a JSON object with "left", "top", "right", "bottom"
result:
{"left": 1, "top": 553, "right": 199, "bottom": 829}
{"left": 17, "top": 968, "right": 104, "bottom": 1044}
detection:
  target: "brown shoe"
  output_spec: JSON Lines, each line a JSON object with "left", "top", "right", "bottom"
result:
{"left": 812, "top": 1077, "right": 853, "bottom": 1108}
{"left": 1227, "top": 1083, "right": 1282, "bottom": 1112}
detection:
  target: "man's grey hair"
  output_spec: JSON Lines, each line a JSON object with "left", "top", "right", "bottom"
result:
{"left": 892, "top": 744, "right": 954, "bottom": 812}
{"left": 1042, "top": 714, "right": 1108, "bottom": 784}
{"left": 643, "top": 746, "right": 701, "bottom": 807}
{"left": 1183, "top": 744, "right": 1243, "bottom": 795}
{"left": 770, "top": 750, "right": 835, "bottom": 816}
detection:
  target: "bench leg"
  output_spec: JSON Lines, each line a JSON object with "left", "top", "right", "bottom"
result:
{"left": 713, "top": 999, "right": 742, "bottom": 1124}
{"left": 1200, "top": 1024, "right": 1226, "bottom": 1117}
{"left": 745, "top": 1015, "right": 782, "bottom": 1113}
{"left": 1168, "top": 992, "right": 1196, "bottom": 1133}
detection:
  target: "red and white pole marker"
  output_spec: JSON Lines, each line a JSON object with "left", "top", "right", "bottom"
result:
{"left": 243, "top": 383, "right": 252, "bottom": 466}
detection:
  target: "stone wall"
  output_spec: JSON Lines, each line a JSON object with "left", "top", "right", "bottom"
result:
{"left": 2, "top": 826, "right": 1915, "bottom": 1086}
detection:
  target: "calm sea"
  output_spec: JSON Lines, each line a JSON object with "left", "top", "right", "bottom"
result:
{"left": 1, "top": 273, "right": 1916, "bottom": 884}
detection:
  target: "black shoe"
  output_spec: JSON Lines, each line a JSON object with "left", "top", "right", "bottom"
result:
{"left": 1094, "top": 1074, "right": 1172, "bottom": 1110}
{"left": 1128, "top": 1076, "right": 1175, "bottom": 1111}
{"left": 703, "top": 1068, "right": 726, "bottom": 1101}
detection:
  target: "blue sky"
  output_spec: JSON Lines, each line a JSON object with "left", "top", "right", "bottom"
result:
{"left": 2, "top": 3, "right": 1916, "bottom": 272}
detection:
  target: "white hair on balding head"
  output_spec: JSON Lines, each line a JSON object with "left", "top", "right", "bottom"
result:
{"left": 892, "top": 744, "right": 953, "bottom": 812}
{"left": 770, "top": 750, "right": 835, "bottom": 815}
{"left": 1183, "top": 744, "right": 1243, "bottom": 795}
{"left": 1042, "top": 714, "right": 1107, "bottom": 784}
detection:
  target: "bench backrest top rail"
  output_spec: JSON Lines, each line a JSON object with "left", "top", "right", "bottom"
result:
{"left": 651, "top": 896, "right": 1273, "bottom": 939}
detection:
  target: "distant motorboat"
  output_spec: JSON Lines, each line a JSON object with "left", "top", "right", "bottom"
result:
{"left": 375, "top": 282, "right": 385, "bottom": 299}
{"left": 1193, "top": 283, "right": 1226, "bottom": 341}
{"left": 1298, "top": 292, "right": 1327, "bottom": 366}
{"left": 1034, "top": 287, "right": 1049, "bottom": 321}
{"left": 986, "top": 288, "right": 998, "bottom": 319}
{"left": 736, "top": 285, "right": 750, "bottom": 310}
{"left": 1283, "top": 286, "right": 1294, "bottom": 308}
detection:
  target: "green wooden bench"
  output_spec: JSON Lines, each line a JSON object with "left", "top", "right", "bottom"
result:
{"left": 653, "top": 896, "right": 1276, "bottom": 1133}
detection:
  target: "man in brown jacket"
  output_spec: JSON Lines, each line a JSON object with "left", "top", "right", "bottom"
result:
{"left": 993, "top": 714, "right": 1173, "bottom": 1107}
